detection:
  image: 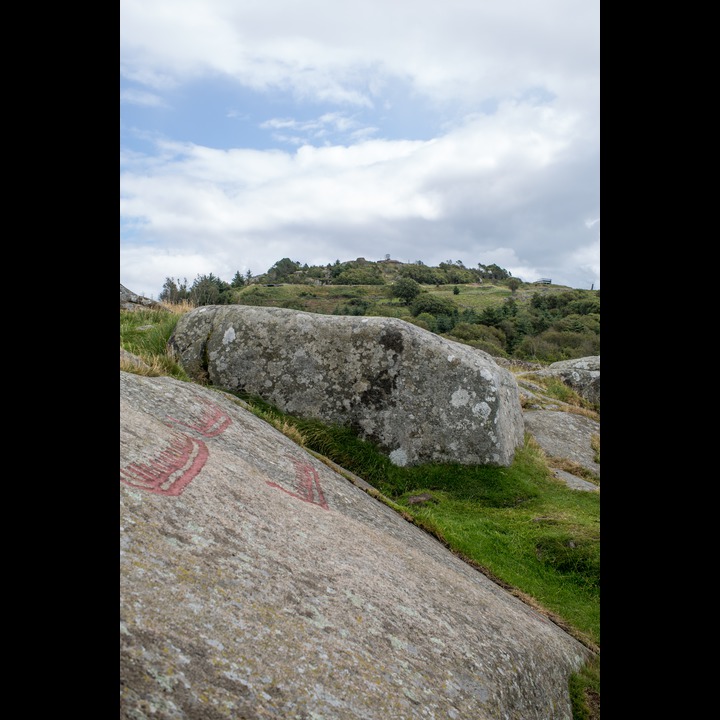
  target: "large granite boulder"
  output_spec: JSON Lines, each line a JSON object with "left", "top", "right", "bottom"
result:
{"left": 120, "top": 370, "right": 593, "bottom": 719}
{"left": 169, "top": 306, "right": 525, "bottom": 467}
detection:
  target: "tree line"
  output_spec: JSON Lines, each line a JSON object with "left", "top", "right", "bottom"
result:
{"left": 159, "top": 257, "right": 513, "bottom": 304}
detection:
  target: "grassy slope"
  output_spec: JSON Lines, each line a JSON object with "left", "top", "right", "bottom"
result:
{"left": 232, "top": 279, "right": 522, "bottom": 317}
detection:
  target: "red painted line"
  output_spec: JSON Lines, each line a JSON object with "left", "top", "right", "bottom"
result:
{"left": 120, "top": 435, "right": 209, "bottom": 496}
{"left": 265, "top": 456, "right": 329, "bottom": 510}
{"left": 165, "top": 400, "right": 232, "bottom": 437}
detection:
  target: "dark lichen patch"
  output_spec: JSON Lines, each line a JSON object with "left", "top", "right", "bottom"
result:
{"left": 360, "top": 371, "right": 396, "bottom": 409}
{"left": 379, "top": 328, "right": 404, "bottom": 355}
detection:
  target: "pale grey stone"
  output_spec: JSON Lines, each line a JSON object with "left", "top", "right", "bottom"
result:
{"left": 169, "top": 306, "right": 525, "bottom": 467}
{"left": 533, "top": 356, "right": 600, "bottom": 405}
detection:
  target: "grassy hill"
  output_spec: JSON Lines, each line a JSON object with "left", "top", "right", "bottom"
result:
{"left": 229, "top": 278, "right": 599, "bottom": 365}
{"left": 234, "top": 278, "right": 515, "bottom": 314}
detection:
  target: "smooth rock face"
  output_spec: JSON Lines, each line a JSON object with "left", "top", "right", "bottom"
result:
{"left": 120, "top": 370, "right": 592, "bottom": 719}
{"left": 523, "top": 410, "right": 600, "bottom": 479}
{"left": 169, "top": 306, "right": 525, "bottom": 467}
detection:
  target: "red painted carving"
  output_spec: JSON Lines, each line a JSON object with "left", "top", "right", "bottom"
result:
{"left": 120, "top": 435, "right": 209, "bottom": 496}
{"left": 165, "top": 400, "right": 232, "bottom": 437}
{"left": 266, "top": 456, "right": 329, "bottom": 510}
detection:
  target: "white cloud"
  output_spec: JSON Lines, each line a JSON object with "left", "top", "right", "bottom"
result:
{"left": 120, "top": 0, "right": 599, "bottom": 108}
{"left": 120, "top": 0, "right": 599, "bottom": 295}
{"left": 120, "top": 89, "right": 168, "bottom": 107}
{"left": 121, "top": 100, "right": 598, "bottom": 295}
{"left": 259, "top": 112, "right": 377, "bottom": 145}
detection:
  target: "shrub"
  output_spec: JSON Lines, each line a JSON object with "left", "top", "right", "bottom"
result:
{"left": 410, "top": 294, "right": 458, "bottom": 317}
{"left": 551, "top": 314, "right": 600, "bottom": 335}
{"left": 334, "top": 298, "right": 372, "bottom": 316}
{"left": 408, "top": 312, "right": 437, "bottom": 331}
{"left": 514, "top": 331, "right": 600, "bottom": 363}
{"left": 391, "top": 277, "right": 422, "bottom": 304}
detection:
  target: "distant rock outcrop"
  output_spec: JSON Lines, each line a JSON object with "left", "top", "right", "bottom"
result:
{"left": 524, "top": 410, "right": 600, "bottom": 480}
{"left": 514, "top": 356, "right": 600, "bottom": 491}
{"left": 120, "top": 283, "right": 161, "bottom": 312}
{"left": 169, "top": 305, "right": 525, "bottom": 467}
{"left": 120, "top": 370, "right": 593, "bottom": 719}
{"left": 534, "top": 357, "right": 600, "bottom": 405}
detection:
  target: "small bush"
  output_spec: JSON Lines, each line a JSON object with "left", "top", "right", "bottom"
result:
{"left": 410, "top": 294, "right": 458, "bottom": 317}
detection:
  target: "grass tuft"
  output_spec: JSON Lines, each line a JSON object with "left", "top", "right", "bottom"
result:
{"left": 569, "top": 654, "right": 600, "bottom": 720}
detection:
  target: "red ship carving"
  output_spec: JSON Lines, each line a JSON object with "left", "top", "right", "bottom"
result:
{"left": 165, "top": 400, "right": 232, "bottom": 437}
{"left": 266, "top": 455, "right": 329, "bottom": 510}
{"left": 120, "top": 434, "right": 209, "bottom": 496}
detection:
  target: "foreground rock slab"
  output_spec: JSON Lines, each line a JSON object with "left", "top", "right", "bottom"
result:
{"left": 120, "top": 370, "right": 592, "bottom": 719}
{"left": 169, "top": 305, "right": 525, "bottom": 467}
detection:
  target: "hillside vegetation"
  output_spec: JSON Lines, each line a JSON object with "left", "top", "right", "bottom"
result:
{"left": 157, "top": 257, "right": 599, "bottom": 364}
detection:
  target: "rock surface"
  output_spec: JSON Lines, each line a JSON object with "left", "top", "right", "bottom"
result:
{"left": 523, "top": 410, "right": 600, "bottom": 479}
{"left": 121, "top": 283, "right": 162, "bottom": 312}
{"left": 120, "top": 370, "right": 593, "bottom": 719}
{"left": 120, "top": 346, "right": 149, "bottom": 370}
{"left": 168, "top": 305, "right": 525, "bottom": 468}
{"left": 533, "top": 357, "right": 600, "bottom": 405}
{"left": 513, "top": 357, "right": 600, "bottom": 491}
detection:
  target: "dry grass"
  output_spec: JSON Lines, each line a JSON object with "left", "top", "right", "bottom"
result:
{"left": 591, "top": 433, "right": 600, "bottom": 464}
{"left": 120, "top": 356, "right": 167, "bottom": 377}
{"left": 516, "top": 373, "right": 599, "bottom": 421}
{"left": 158, "top": 299, "right": 196, "bottom": 315}
{"left": 546, "top": 457, "right": 600, "bottom": 485}
{"left": 560, "top": 405, "right": 600, "bottom": 422}
{"left": 272, "top": 419, "right": 308, "bottom": 447}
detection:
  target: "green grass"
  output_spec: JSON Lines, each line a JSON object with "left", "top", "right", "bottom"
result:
{"left": 569, "top": 654, "right": 600, "bottom": 719}
{"left": 427, "top": 282, "right": 514, "bottom": 312}
{"left": 319, "top": 426, "right": 596, "bottom": 643}
{"left": 234, "top": 281, "right": 512, "bottom": 311}
{"left": 120, "top": 308, "right": 191, "bottom": 380}
{"left": 225, "top": 389, "right": 600, "bottom": 647}
{"left": 120, "top": 302, "right": 600, "bottom": 718}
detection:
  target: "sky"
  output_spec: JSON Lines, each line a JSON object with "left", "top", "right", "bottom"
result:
{"left": 120, "top": 0, "right": 600, "bottom": 299}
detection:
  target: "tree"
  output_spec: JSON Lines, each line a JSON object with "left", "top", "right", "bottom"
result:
{"left": 391, "top": 277, "right": 421, "bottom": 304}
{"left": 507, "top": 278, "right": 520, "bottom": 294}
{"left": 189, "top": 273, "right": 233, "bottom": 306}
{"left": 400, "top": 264, "right": 442, "bottom": 284}
{"left": 477, "top": 263, "right": 510, "bottom": 280}
{"left": 331, "top": 266, "right": 385, "bottom": 285}
{"left": 231, "top": 271, "right": 246, "bottom": 288}
{"left": 410, "top": 294, "right": 458, "bottom": 317}
{"left": 480, "top": 306, "right": 503, "bottom": 327}
{"left": 435, "top": 314, "right": 455, "bottom": 333}
{"left": 159, "top": 276, "right": 189, "bottom": 304}
{"left": 267, "top": 258, "right": 300, "bottom": 282}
